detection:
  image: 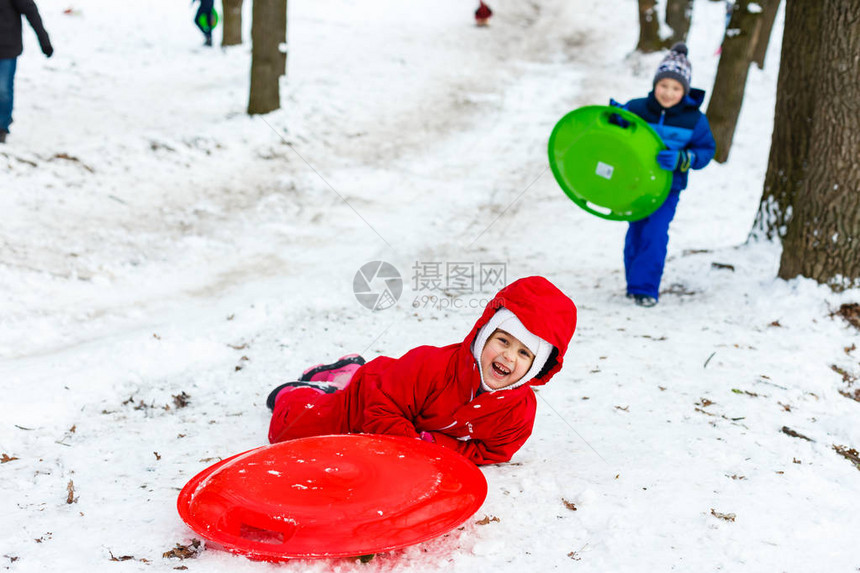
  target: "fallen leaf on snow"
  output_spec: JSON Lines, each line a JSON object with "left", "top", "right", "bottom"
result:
{"left": 172, "top": 392, "right": 191, "bottom": 408}
{"left": 163, "top": 539, "right": 203, "bottom": 560}
{"left": 833, "top": 445, "right": 860, "bottom": 471}
{"left": 830, "top": 364, "right": 856, "bottom": 384}
{"left": 710, "top": 509, "right": 736, "bottom": 522}
{"left": 839, "top": 388, "right": 860, "bottom": 402}
{"left": 832, "top": 303, "right": 860, "bottom": 329}
{"left": 731, "top": 388, "right": 760, "bottom": 397}
{"left": 475, "top": 515, "right": 500, "bottom": 525}
{"left": 781, "top": 426, "right": 814, "bottom": 442}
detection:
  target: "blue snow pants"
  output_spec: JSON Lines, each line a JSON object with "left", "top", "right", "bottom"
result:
{"left": 624, "top": 190, "right": 681, "bottom": 300}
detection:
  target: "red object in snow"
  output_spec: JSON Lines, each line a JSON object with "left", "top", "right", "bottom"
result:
{"left": 176, "top": 434, "right": 488, "bottom": 561}
{"left": 475, "top": 2, "right": 492, "bottom": 26}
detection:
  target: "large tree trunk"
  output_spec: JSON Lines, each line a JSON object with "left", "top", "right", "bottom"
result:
{"left": 664, "top": 0, "right": 693, "bottom": 45}
{"left": 750, "top": 1, "right": 821, "bottom": 240}
{"left": 773, "top": 1, "right": 860, "bottom": 287}
{"left": 636, "top": 0, "right": 662, "bottom": 53}
{"left": 751, "top": 0, "right": 781, "bottom": 70}
{"left": 705, "top": 0, "right": 765, "bottom": 163}
{"left": 222, "top": 0, "right": 244, "bottom": 47}
{"left": 248, "top": 0, "right": 286, "bottom": 115}
{"left": 277, "top": 0, "right": 287, "bottom": 76}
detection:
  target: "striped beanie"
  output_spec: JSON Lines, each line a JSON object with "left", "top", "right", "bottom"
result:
{"left": 654, "top": 42, "right": 692, "bottom": 94}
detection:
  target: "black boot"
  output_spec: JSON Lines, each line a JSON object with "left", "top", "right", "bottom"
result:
{"left": 299, "top": 355, "right": 365, "bottom": 382}
{"left": 632, "top": 294, "right": 658, "bottom": 307}
{"left": 0, "top": 130, "right": 7, "bottom": 143}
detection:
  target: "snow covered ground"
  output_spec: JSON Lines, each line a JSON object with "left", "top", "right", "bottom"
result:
{"left": 2, "top": 0, "right": 859, "bottom": 571}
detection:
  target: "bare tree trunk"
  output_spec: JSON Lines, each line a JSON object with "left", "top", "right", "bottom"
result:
{"left": 277, "top": 0, "right": 287, "bottom": 76}
{"left": 665, "top": 0, "right": 693, "bottom": 45}
{"left": 636, "top": 0, "right": 662, "bottom": 53}
{"left": 222, "top": 0, "right": 244, "bottom": 47}
{"left": 248, "top": 0, "right": 286, "bottom": 115}
{"left": 705, "top": 0, "right": 765, "bottom": 163}
{"left": 774, "top": 1, "right": 860, "bottom": 287}
{"left": 750, "top": 0, "right": 819, "bottom": 240}
{"left": 752, "top": 0, "right": 781, "bottom": 69}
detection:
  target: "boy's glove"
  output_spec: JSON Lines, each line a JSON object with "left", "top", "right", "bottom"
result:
{"left": 657, "top": 150, "right": 694, "bottom": 172}
{"left": 606, "top": 99, "right": 629, "bottom": 129}
{"left": 608, "top": 113, "right": 630, "bottom": 128}
{"left": 607, "top": 98, "right": 631, "bottom": 127}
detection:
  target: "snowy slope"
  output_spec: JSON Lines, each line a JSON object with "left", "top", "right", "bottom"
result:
{"left": 1, "top": 0, "right": 858, "bottom": 572}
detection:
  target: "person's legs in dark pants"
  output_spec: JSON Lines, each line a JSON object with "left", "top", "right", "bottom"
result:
{"left": 195, "top": 0, "right": 216, "bottom": 46}
{"left": 0, "top": 58, "right": 18, "bottom": 141}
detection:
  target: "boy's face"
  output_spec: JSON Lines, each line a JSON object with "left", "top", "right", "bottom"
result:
{"left": 480, "top": 329, "right": 535, "bottom": 390}
{"left": 654, "top": 78, "right": 685, "bottom": 109}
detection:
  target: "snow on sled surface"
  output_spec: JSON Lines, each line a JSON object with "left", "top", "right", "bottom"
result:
{"left": 177, "top": 434, "right": 488, "bottom": 561}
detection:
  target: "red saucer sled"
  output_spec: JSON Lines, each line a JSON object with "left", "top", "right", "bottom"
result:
{"left": 176, "top": 434, "right": 488, "bottom": 561}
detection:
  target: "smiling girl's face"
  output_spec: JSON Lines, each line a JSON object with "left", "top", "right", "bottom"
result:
{"left": 479, "top": 329, "right": 535, "bottom": 390}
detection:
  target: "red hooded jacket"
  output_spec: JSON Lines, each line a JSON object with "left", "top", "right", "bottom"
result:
{"left": 268, "top": 276, "right": 577, "bottom": 465}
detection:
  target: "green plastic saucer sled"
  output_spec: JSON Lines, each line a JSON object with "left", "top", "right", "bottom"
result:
{"left": 548, "top": 105, "right": 672, "bottom": 221}
{"left": 197, "top": 9, "right": 220, "bottom": 32}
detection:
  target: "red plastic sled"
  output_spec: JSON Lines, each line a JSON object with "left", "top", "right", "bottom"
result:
{"left": 176, "top": 434, "right": 488, "bottom": 561}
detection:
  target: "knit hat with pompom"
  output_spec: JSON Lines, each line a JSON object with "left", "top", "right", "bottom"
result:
{"left": 654, "top": 42, "right": 692, "bottom": 94}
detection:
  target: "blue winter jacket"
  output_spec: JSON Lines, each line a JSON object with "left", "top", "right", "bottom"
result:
{"left": 623, "top": 89, "right": 716, "bottom": 192}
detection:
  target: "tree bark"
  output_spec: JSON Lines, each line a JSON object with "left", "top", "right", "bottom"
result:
{"left": 222, "top": 0, "right": 244, "bottom": 47}
{"left": 636, "top": 0, "right": 662, "bottom": 53}
{"left": 705, "top": 0, "right": 765, "bottom": 163}
{"left": 664, "top": 0, "right": 693, "bottom": 45}
{"left": 774, "top": 1, "right": 860, "bottom": 287}
{"left": 752, "top": 0, "right": 781, "bottom": 69}
{"left": 277, "top": 0, "right": 287, "bottom": 76}
{"left": 248, "top": 0, "right": 286, "bottom": 115}
{"left": 750, "top": 1, "right": 821, "bottom": 240}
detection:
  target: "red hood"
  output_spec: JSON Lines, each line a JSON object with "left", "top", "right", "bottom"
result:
{"left": 462, "top": 276, "right": 577, "bottom": 387}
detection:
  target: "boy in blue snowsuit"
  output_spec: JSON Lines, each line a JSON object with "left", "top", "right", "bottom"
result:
{"left": 612, "top": 43, "right": 716, "bottom": 307}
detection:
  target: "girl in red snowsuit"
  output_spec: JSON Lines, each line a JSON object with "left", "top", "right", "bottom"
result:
{"left": 266, "top": 276, "right": 577, "bottom": 465}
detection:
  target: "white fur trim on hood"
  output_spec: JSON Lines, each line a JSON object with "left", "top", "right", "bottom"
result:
{"left": 471, "top": 308, "right": 552, "bottom": 392}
